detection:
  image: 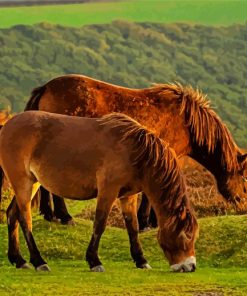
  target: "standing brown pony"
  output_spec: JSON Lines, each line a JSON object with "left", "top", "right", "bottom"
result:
{"left": 0, "top": 112, "right": 198, "bottom": 272}
{"left": 25, "top": 75, "right": 247, "bottom": 228}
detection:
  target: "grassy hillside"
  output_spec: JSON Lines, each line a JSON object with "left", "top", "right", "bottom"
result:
{"left": 1, "top": 0, "right": 247, "bottom": 28}
{"left": 0, "top": 212, "right": 246, "bottom": 295}
{"left": 0, "top": 21, "right": 247, "bottom": 147}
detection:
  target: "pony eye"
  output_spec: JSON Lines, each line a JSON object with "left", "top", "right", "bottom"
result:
{"left": 242, "top": 176, "right": 247, "bottom": 182}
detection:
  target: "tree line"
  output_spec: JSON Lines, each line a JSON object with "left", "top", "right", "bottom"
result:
{"left": 0, "top": 20, "right": 246, "bottom": 146}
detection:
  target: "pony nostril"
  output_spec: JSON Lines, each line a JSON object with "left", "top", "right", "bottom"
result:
{"left": 235, "top": 195, "right": 241, "bottom": 203}
{"left": 190, "top": 263, "right": 196, "bottom": 272}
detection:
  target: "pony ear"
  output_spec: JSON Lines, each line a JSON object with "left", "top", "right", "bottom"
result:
{"left": 237, "top": 153, "right": 247, "bottom": 164}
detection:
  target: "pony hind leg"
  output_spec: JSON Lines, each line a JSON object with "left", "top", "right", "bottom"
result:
{"left": 86, "top": 188, "right": 118, "bottom": 272}
{"left": 7, "top": 197, "right": 30, "bottom": 269}
{"left": 18, "top": 202, "right": 49, "bottom": 271}
{"left": 120, "top": 195, "right": 151, "bottom": 269}
{"left": 12, "top": 179, "right": 49, "bottom": 271}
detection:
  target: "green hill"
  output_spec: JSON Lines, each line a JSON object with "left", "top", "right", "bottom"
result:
{"left": 0, "top": 213, "right": 246, "bottom": 296}
{"left": 0, "top": 21, "right": 246, "bottom": 147}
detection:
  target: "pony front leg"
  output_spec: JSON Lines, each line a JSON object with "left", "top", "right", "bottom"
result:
{"left": 39, "top": 187, "right": 74, "bottom": 225}
{"left": 39, "top": 186, "right": 54, "bottom": 222}
{"left": 137, "top": 193, "right": 152, "bottom": 231}
{"left": 86, "top": 191, "right": 117, "bottom": 272}
{"left": 120, "top": 195, "right": 151, "bottom": 269}
{"left": 7, "top": 197, "right": 29, "bottom": 269}
{"left": 53, "top": 194, "right": 75, "bottom": 225}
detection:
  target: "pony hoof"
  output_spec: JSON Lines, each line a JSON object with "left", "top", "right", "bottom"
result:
{"left": 139, "top": 227, "right": 151, "bottom": 233}
{"left": 62, "top": 219, "right": 76, "bottom": 226}
{"left": 20, "top": 263, "right": 32, "bottom": 269}
{"left": 90, "top": 265, "right": 105, "bottom": 272}
{"left": 52, "top": 218, "right": 61, "bottom": 223}
{"left": 36, "top": 264, "right": 51, "bottom": 272}
{"left": 139, "top": 263, "right": 152, "bottom": 269}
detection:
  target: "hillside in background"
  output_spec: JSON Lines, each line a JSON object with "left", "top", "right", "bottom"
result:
{"left": 1, "top": 0, "right": 247, "bottom": 28}
{"left": 0, "top": 21, "right": 246, "bottom": 147}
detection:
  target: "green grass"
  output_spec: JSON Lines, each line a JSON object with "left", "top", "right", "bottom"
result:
{"left": 0, "top": 210, "right": 246, "bottom": 295}
{"left": 1, "top": 0, "right": 247, "bottom": 28}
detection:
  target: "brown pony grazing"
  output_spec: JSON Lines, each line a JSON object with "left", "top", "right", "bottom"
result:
{"left": 25, "top": 74, "right": 247, "bottom": 228}
{"left": 0, "top": 111, "right": 198, "bottom": 272}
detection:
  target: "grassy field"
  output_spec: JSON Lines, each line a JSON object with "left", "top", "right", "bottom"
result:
{"left": 1, "top": 0, "right": 247, "bottom": 28}
{"left": 0, "top": 201, "right": 246, "bottom": 296}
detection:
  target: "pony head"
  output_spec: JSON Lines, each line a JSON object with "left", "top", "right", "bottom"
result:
{"left": 154, "top": 83, "right": 247, "bottom": 207}
{"left": 217, "top": 153, "right": 247, "bottom": 206}
{"left": 157, "top": 200, "right": 199, "bottom": 272}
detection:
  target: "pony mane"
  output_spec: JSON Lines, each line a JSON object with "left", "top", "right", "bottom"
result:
{"left": 97, "top": 112, "right": 178, "bottom": 188}
{"left": 97, "top": 113, "right": 193, "bottom": 234}
{"left": 97, "top": 113, "right": 189, "bottom": 209}
{"left": 151, "top": 83, "right": 241, "bottom": 173}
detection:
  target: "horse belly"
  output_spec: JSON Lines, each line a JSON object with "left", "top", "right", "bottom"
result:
{"left": 40, "top": 177, "right": 97, "bottom": 201}
{"left": 30, "top": 161, "right": 98, "bottom": 200}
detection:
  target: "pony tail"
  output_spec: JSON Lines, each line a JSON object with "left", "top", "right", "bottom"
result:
{"left": 24, "top": 85, "right": 46, "bottom": 111}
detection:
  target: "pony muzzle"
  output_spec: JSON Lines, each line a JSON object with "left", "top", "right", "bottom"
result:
{"left": 170, "top": 256, "right": 196, "bottom": 272}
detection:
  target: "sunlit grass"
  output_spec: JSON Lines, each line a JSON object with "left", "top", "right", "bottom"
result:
{"left": 0, "top": 213, "right": 246, "bottom": 295}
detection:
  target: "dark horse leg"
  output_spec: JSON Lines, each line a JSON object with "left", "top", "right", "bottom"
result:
{"left": 7, "top": 196, "right": 48, "bottom": 270}
{"left": 18, "top": 182, "right": 49, "bottom": 271}
{"left": 86, "top": 189, "right": 117, "bottom": 272}
{"left": 120, "top": 195, "right": 151, "bottom": 269}
{"left": 39, "top": 186, "right": 53, "bottom": 221}
{"left": 7, "top": 197, "right": 29, "bottom": 269}
{"left": 40, "top": 186, "right": 74, "bottom": 225}
{"left": 53, "top": 195, "right": 74, "bottom": 225}
{"left": 137, "top": 193, "right": 152, "bottom": 231}
{"left": 149, "top": 207, "right": 158, "bottom": 228}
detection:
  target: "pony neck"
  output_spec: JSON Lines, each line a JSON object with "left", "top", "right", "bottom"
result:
{"left": 189, "top": 142, "right": 234, "bottom": 198}
{"left": 143, "top": 169, "right": 187, "bottom": 226}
